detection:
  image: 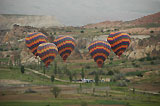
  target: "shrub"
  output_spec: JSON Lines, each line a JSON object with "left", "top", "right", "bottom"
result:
{"left": 126, "top": 70, "right": 145, "bottom": 77}
{"left": 69, "top": 72, "right": 73, "bottom": 82}
{"left": 81, "top": 101, "right": 88, "bottom": 106}
{"left": 24, "top": 88, "right": 37, "bottom": 93}
{"left": 110, "top": 77, "right": 116, "bottom": 82}
{"left": 21, "top": 65, "right": 25, "bottom": 74}
{"left": 114, "top": 70, "right": 120, "bottom": 74}
{"left": 98, "top": 70, "right": 105, "bottom": 75}
{"left": 117, "top": 81, "right": 128, "bottom": 87}
{"left": 51, "top": 75, "right": 55, "bottom": 82}
{"left": 85, "top": 65, "right": 90, "bottom": 69}
{"left": 107, "top": 70, "right": 114, "bottom": 75}
{"left": 139, "top": 58, "right": 145, "bottom": 62}
{"left": 81, "top": 68, "right": 85, "bottom": 79}
{"left": 150, "top": 61, "right": 155, "bottom": 65}
{"left": 95, "top": 72, "right": 99, "bottom": 85}
{"left": 80, "top": 30, "right": 84, "bottom": 33}
{"left": 51, "top": 86, "right": 61, "bottom": 98}
{"left": 110, "top": 73, "right": 125, "bottom": 82}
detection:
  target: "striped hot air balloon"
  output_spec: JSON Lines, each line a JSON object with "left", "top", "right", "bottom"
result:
{"left": 107, "top": 32, "right": 131, "bottom": 57}
{"left": 53, "top": 35, "right": 76, "bottom": 62}
{"left": 37, "top": 43, "right": 58, "bottom": 67}
{"left": 25, "top": 32, "right": 48, "bottom": 57}
{"left": 88, "top": 40, "right": 111, "bottom": 68}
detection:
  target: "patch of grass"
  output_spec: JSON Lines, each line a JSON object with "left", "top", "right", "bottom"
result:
{"left": 125, "top": 71, "right": 147, "bottom": 76}
{"left": 0, "top": 67, "right": 68, "bottom": 85}
{"left": 93, "top": 99, "right": 126, "bottom": 105}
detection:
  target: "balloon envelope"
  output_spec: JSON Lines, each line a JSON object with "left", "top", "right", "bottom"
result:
{"left": 25, "top": 32, "right": 48, "bottom": 56}
{"left": 88, "top": 40, "right": 111, "bottom": 68}
{"left": 37, "top": 43, "right": 58, "bottom": 67}
{"left": 107, "top": 32, "right": 131, "bottom": 57}
{"left": 53, "top": 35, "right": 76, "bottom": 61}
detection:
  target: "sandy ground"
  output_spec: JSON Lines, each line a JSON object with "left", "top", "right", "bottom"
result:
{"left": 0, "top": 79, "right": 29, "bottom": 85}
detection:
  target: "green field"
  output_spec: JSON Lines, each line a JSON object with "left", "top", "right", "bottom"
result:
{"left": 0, "top": 56, "right": 160, "bottom": 106}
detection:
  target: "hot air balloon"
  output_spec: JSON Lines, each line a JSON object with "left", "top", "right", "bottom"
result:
{"left": 53, "top": 35, "right": 76, "bottom": 62}
{"left": 37, "top": 43, "right": 58, "bottom": 67}
{"left": 107, "top": 32, "right": 131, "bottom": 57}
{"left": 25, "top": 32, "right": 48, "bottom": 57}
{"left": 88, "top": 40, "right": 111, "bottom": 68}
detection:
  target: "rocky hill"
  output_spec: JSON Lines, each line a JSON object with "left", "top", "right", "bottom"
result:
{"left": 0, "top": 24, "right": 160, "bottom": 66}
{"left": 0, "top": 12, "right": 160, "bottom": 66}
{"left": 0, "top": 14, "right": 64, "bottom": 30}
{"left": 126, "top": 12, "right": 160, "bottom": 27}
{"left": 84, "top": 21, "right": 123, "bottom": 28}
{"left": 84, "top": 12, "right": 160, "bottom": 28}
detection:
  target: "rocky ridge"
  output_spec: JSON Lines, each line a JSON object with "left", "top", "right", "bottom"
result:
{"left": 0, "top": 14, "right": 64, "bottom": 30}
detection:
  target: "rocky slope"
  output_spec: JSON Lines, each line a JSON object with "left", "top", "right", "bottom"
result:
{"left": 84, "top": 21, "right": 123, "bottom": 28}
{"left": 126, "top": 12, "right": 160, "bottom": 27}
{"left": 84, "top": 12, "right": 160, "bottom": 28}
{"left": 0, "top": 25, "right": 159, "bottom": 66}
{"left": 125, "top": 35, "right": 160, "bottom": 59}
{"left": 0, "top": 14, "right": 64, "bottom": 30}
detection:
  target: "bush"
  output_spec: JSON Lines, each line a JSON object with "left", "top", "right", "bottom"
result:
{"left": 51, "top": 86, "right": 61, "bottom": 98}
{"left": 81, "top": 101, "right": 88, "bottom": 106}
{"left": 21, "top": 65, "right": 25, "bottom": 74}
{"left": 117, "top": 81, "right": 128, "bottom": 87}
{"left": 126, "top": 71, "right": 145, "bottom": 77}
{"left": 107, "top": 70, "right": 114, "bottom": 75}
{"left": 110, "top": 77, "right": 116, "bottom": 82}
{"left": 98, "top": 70, "right": 105, "bottom": 75}
{"left": 113, "top": 70, "right": 120, "bottom": 74}
{"left": 80, "top": 30, "right": 84, "bottom": 33}
{"left": 150, "top": 61, "right": 155, "bottom": 65}
{"left": 139, "top": 58, "right": 145, "bottom": 62}
{"left": 95, "top": 72, "right": 99, "bottom": 85}
{"left": 85, "top": 65, "right": 90, "bottom": 69}
{"left": 51, "top": 75, "right": 55, "bottom": 82}
{"left": 110, "top": 73, "right": 125, "bottom": 82}
{"left": 24, "top": 88, "right": 37, "bottom": 93}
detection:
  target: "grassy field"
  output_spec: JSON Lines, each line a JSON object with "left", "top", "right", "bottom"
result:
{"left": 0, "top": 56, "right": 160, "bottom": 106}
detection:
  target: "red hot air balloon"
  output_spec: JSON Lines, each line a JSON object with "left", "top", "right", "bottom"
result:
{"left": 88, "top": 40, "right": 111, "bottom": 68}
{"left": 25, "top": 32, "right": 48, "bottom": 57}
{"left": 107, "top": 32, "right": 131, "bottom": 57}
{"left": 37, "top": 43, "right": 58, "bottom": 67}
{"left": 53, "top": 35, "right": 76, "bottom": 62}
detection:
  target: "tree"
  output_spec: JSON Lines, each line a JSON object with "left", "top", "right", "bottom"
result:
{"left": 150, "top": 30, "right": 154, "bottom": 34}
{"left": 94, "top": 72, "right": 99, "bottom": 85}
{"left": 51, "top": 75, "right": 55, "bottom": 82}
{"left": 51, "top": 86, "right": 61, "bottom": 98}
{"left": 69, "top": 71, "right": 73, "bottom": 82}
{"left": 54, "top": 61, "right": 57, "bottom": 75}
{"left": 77, "top": 83, "right": 82, "bottom": 94}
{"left": 80, "top": 30, "right": 84, "bottom": 33}
{"left": 81, "top": 68, "right": 85, "bottom": 79}
{"left": 133, "top": 88, "right": 135, "bottom": 94}
{"left": 80, "top": 101, "right": 88, "bottom": 106}
{"left": 21, "top": 65, "right": 25, "bottom": 74}
{"left": 43, "top": 66, "right": 46, "bottom": 74}
{"left": 107, "top": 70, "right": 114, "bottom": 75}
{"left": 73, "top": 71, "right": 77, "bottom": 81}
{"left": 93, "top": 88, "right": 95, "bottom": 95}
